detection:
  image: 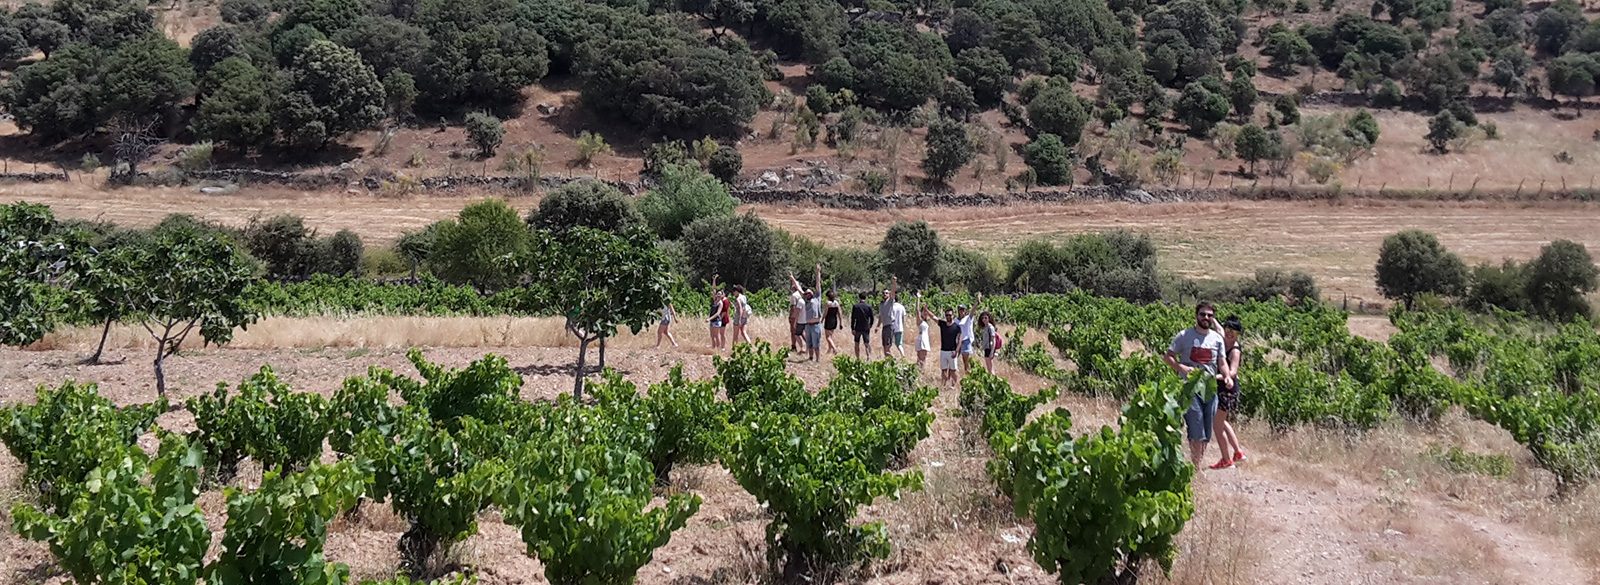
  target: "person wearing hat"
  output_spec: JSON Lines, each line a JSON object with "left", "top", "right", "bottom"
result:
{"left": 789, "top": 264, "right": 825, "bottom": 362}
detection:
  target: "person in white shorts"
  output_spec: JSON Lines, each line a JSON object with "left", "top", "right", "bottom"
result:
{"left": 914, "top": 292, "right": 931, "bottom": 369}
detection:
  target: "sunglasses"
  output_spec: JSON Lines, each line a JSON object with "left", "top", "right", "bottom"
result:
{"left": 1197, "top": 312, "right": 1215, "bottom": 318}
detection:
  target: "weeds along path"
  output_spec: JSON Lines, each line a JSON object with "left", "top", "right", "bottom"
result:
{"left": 1202, "top": 460, "right": 1594, "bottom": 585}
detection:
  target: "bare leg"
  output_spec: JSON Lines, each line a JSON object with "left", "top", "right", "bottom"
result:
{"left": 1213, "top": 414, "right": 1231, "bottom": 463}
{"left": 1189, "top": 440, "right": 1207, "bottom": 466}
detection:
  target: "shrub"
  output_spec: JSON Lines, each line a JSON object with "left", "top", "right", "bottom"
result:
{"left": 921, "top": 117, "right": 975, "bottom": 183}
{"left": 1026, "top": 86, "right": 1088, "bottom": 146}
{"left": 1023, "top": 133, "right": 1075, "bottom": 186}
{"left": 881, "top": 221, "right": 942, "bottom": 289}
{"left": 1375, "top": 230, "right": 1468, "bottom": 309}
{"left": 639, "top": 164, "right": 737, "bottom": 240}
{"left": 464, "top": 112, "right": 504, "bottom": 158}
{"left": 858, "top": 169, "right": 890, "bottom": 194}
{"left": 1426, "top": 110, "right": 1462, "bottom": 153}
{"left": 176, "top": 141, "right": 215, "bottom": 173}
{"left": 1006, "top": 231, "right": 1159, "bottom": 301}
{"left": 317, "top": 230, "right": 363, "bottom": 276}
{"left": 680, "top": 213, "right": 790, "bottom": 290}
{"left": 707, "top": 145, "right": 743, "bottom": 185}
{"left": 430, "top": 200, "right": 530, "bottom": 290}
{"left": 0, "top": 381, "right": 163, "bottom": 511}
{"left": 1466, "top": 260, "right": 1529, "bottom": 313}
{"left": 574, "top": 131, "right": 613, "bottom": 166}
{"left": 1524, "top": 240, "right": 1599, "bottom": 320}
{"left": 528, "top": 180, "right": 643, "bottom": 235}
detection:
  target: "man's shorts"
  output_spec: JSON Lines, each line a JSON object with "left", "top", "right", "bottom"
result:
{"left": 939, "top": 351, "right": 958, "bottom": 371}
{"left": 1184, "top": 392, "right": 1218, "bottom": 442}
{"left": 881, "top": 327, "right": 903, "bottom": 347}
{"left": 959, "top": 338, "right": 973, "bottom": 355}
{"left": 852, "top": 329, "right": 871, "bottom": 344}
{"left": 804, "top": 323, "right": 822, "bottom": 350}
{"left": 791, "top": 322, "right": 803, "bottom": 337}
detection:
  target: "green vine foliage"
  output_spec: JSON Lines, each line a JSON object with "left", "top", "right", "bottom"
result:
{"left": 990, "top": 379, "right": 1195, "bottom": 585}
{"left": 12, "top": 434, "right": 210, "bottom": 585}
{"left": 498, "top": 438, "right": 699, "bottom": 585}
{"left": 209, "top": 461, "right": 372, "bottom": 585}
{"left": 186, "top": 366, "right": 332, "bottom": 482}
{"left": 0, "top": 381, "right": 163, "bottom": 511}
{"left": 354, "top": 408, "right": 506, "bottom": 572}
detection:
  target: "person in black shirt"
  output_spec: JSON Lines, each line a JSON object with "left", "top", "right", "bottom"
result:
{"left": 920, "top": 305, "right": 962, "bottom": 386}
{"left": 850, "top": 292, "right": 876, "bottom": 359}
{"left": 823, "top": 289, "right": 841, "bottom": 355}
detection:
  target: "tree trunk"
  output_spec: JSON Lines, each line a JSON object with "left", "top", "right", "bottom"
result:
{"left": 598, "top": 336, "right": 607, "bottom": 371}
{"left": 153, "top": 343, "right": 168, "bottom": 399}
{"left": 89, "top": 317, "right": 113, "bottom": 364}
{"left": 573, "top": 336, "right": 590, "bottom": 399}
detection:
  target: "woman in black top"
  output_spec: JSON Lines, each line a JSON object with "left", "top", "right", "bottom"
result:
{"left": 1212, "top": 315, "right": 1247, "bottom": 469}
{"left": 823, "top": 289, "right": 842, "bottom": 355}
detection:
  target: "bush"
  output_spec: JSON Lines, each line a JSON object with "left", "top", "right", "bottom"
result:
{"left": 881, "top": 221, "right": 942, "bottom": 289}
{"left": 1524, "top": 240, "right": 1599, "bottom": 320}
{"left": 221, "top": 0, "right": 269, "bottom": 23}
{"left": 1023, "top": 134, "right": 1075, "bottom": 186}
{"left": 858, "top": 169, "right": 890, "bottom": 194}
{"left": 1466, "top": 260, "right": 1528, "bottom": 313}
{"left": 639, "top": 165, "right": 736, "bottom": 240}
{"left": 176, "top": 142, "right": 215, "bottom": 173}
{"left": 317, "top": 230, "right": 363, "bottom": 276}
{"left": 1026, "top": 86, "right": 1088, "bottom": 145}
{"left": 940, "top": 246, "right": 1005, "bottom": 293}
{"left": 1238, "top": 268, "right": 1320, "bottom": 304}
{"left": 707, "top": 145, "right": 743, "bottom": 185}
{"left": 1375, "top": 230, "right": 1468, "bottom": 309}
{"left": 575, "top": 131, "right": 613, "bottom": 166}
{"left": 464, "top": 112, "right": 504, "bottom": 158}
{"left": 528, "top": 180, "right": 643, "bottom": 235}
{"left": 430, "top": 199, "right": 530, "bottom": 290}
{"left": 921, "top": 117, "right": 975, "bottom": 183}
{"left": 680, "top": 213, "right": 789, "bottom": 290}
{"left": 1006, "top": 231, "right": 1159, "bottom": 301}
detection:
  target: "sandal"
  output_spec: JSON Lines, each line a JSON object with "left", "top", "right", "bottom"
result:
{"left": 1209, "top": 459, "right": 1234, "bottom": 470}
{"left": 1233, "top": 451, "right": 1246, "bottom": 463}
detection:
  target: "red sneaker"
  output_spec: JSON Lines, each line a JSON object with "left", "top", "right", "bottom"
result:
{"left": 1209, "top": 459, "right": 1234, "bottom": 470}
{"left": 1233, "top": 451, "right": 1246, "bottom": 463}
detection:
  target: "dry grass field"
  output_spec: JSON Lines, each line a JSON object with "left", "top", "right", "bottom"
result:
{"left": 2, "top": 316, "right": 1598, "bottom": 585}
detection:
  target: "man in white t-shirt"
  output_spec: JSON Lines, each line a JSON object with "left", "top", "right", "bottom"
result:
{"left": 788, "top": 287, "right": 804, "bottom": 351}
{"left": 879, "top": 277, "right": 906, "bottom": 358}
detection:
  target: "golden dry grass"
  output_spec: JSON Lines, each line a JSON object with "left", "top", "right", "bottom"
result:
{"left": 29, "top": 316, "right": 805, "bottom": 353}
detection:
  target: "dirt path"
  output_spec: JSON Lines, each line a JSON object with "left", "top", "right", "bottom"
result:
{"left": 1203, "top": 459, "right": 1595, "bottom": 585}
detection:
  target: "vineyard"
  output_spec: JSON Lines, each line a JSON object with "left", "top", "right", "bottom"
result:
{"left": 3, "top": 290, "right": 1598, "bottom": 584}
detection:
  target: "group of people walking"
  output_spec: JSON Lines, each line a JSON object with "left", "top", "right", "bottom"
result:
{"left": 1163, "top": 301, "right": 1248, "bottom": 470}
{"left": 661, "top": 281, "right": 1249, "bottom": 472}
{"left": 654, "top": 268, "right": 1004, "bottom": 385}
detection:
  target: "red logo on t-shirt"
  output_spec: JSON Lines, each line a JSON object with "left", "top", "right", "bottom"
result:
{"left": 1188, "top": 346, "right": 1214, "bottom": 365}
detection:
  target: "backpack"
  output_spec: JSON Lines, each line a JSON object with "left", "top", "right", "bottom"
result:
{"left": 994, "top": 330, "right": 1004, "bottom": 351}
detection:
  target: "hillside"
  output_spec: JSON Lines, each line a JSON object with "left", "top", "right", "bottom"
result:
{"left": 0, "top": 0, "right": 1596, "bottom": 194}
